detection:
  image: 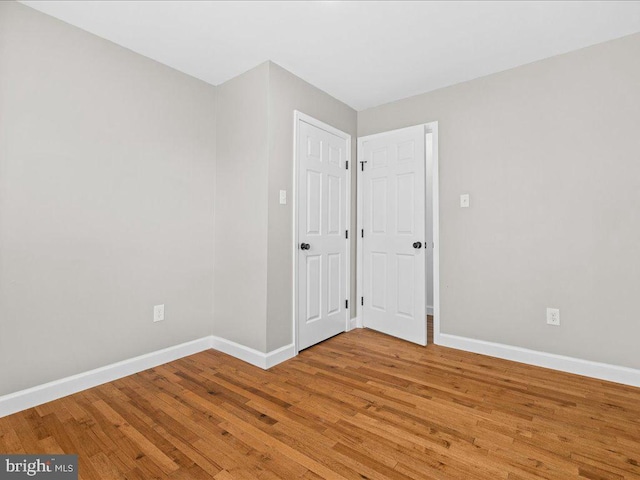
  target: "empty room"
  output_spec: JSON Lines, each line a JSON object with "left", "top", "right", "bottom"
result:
{"left": 2, "top": 1, "right": 640, "bottom": 478}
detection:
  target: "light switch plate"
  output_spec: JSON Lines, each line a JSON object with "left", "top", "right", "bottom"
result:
{"left": 460, "top": 194, "right": 470, "bottom": 208}
{"left": 279, "top": 190, "right": 287, "bottom": 205}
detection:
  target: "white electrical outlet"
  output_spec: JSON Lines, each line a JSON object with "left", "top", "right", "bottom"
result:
{"left": 460, "top": 194, "right": 470, "bottom": 208}
{"left": 279, "top": 190, "right": 287, "bottom": 205}
{"left": 154, "top": 304, "right": 165, "bottom": 322}
{"left": 546, "top": 307, "right": 560, "bottom": 326}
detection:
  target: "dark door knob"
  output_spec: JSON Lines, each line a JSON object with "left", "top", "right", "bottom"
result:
{"left": 413, "top": 242, "right": 422, "bottom": 249}
{"left": 300, "top": 243, "right": 310, "bottom": 250}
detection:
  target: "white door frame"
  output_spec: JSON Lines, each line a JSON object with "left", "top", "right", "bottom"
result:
{"left": 356, "top": 122, "right": 440, "bottom": 343}
{"left": 292, "top": 111, "right": 352, "bottom": 355}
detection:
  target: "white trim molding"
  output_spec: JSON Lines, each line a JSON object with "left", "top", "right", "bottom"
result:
{"left": 429, "top": 123, "right": 441, "bottom": 346}
{"left": 210, "top": 336, "right": 296, "bottom": 370}
{"left": 265, "top": 343, "right": 297, "bottom": 369}
{"left": 0, "top": 336, "right": 212, "bottom": 418}
{"left": 438, "top": 333, "right": 640, "bottom": 388}
{"left": 0, "top": 336, "right": 298, "bottom": 418}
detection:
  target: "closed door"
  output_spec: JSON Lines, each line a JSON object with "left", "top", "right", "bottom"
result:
{"left": 360, "top": 125, "right": 426, "bottom": 345}
{"left": 297, "top": 116, "right": 350, "bottom": 351}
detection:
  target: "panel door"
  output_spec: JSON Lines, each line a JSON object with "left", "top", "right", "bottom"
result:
{"left": 361, "top": 125, "right": 426, "bottom": 345}
{"left": 298, "top": 119, "right": 349, "bottom": 350}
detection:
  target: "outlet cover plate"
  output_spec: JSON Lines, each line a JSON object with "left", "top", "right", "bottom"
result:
{"left": 154, "top": 304, "right": 165, "bottom": 322}
{"left": 546, "top": 307, "right": 560, "bottom": 326}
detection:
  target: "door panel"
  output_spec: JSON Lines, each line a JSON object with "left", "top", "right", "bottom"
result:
{"left": 327, "top": 253, "right": 341, "bottom": 315}
{"left": 397, "top": 173, "right": 415, "bottom": 234}
{"left": 396, "top": 253, "right": 415, "bottom": 318}
{"left": 298, "top": 119, "right": 349, "bottom": 350}
{"left": 306, "top": 171, "right": 322, "bottom": 235}
{"left": 371, "top": 178, "right": 388, "bottom": 233}
{"left": 361, "top": 125, "right": 426, "bottom": 345}
{"left": 371, "top": 252, "right": 387, "bottom": 311}
{"left": 327, "top": 175, "right": 341, "bottom": 235}
{"left": 305, "top": 254, "right": 321, "bottom": 323}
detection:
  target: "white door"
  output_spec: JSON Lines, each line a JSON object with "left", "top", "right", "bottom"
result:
{"left": 297, "top": 115, "right": 350, "bottom": 350}
{"left": 360, "top": 125, "right": 426, "bottom": 345}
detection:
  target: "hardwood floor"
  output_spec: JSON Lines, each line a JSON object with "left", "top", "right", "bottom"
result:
{"left": 1, "top": 329, "right": 640, "bottom": 480}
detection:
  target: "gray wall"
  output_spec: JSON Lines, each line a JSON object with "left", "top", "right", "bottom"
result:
{"left": 8, "top": 0, "right": 638, "bottom": 398}
{"left": 266, "top": 63, "right": 357, "bottom": 351}
{"left": 359, "top": 32, "right": 640, "bottom": 369}
{"left": 213, "top": 62, "right": 357, "bottom": 353}
{"left": 213, "top": 62, "right": 270, "bottom": 352}
{"left": 0, "top": 2, "right": 217, "bottom": 395}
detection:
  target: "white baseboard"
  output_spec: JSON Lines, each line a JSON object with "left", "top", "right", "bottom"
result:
{"left": 426, "top": 305, "right": 434, "bottom": 315}
{"left": 0, "top": 334, "right": 299, "bottom": 418}
{"left": 348, "top": 316, "right": 360, "bottom": 331}
{"left": 438, "top": 333, "right": 640, "bottom": 388}
{"left": 265, "top": 343, "right": 297, "bottom": 369}
{"left": 0, "top": 336, "right": 212, "bottom": 418}
{"left": 210, "top": 336, "right": 295, "bottom": 370}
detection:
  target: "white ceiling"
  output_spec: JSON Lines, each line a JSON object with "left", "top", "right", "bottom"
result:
{"left": 20, "top": 1, "right": 640, "bottom": 111}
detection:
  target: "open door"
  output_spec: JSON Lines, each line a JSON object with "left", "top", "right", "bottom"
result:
{"left": 359, "top": 125, "right": 427, "bottom": 345}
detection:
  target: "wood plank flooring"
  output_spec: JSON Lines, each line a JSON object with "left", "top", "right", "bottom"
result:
{"left": 1, "top": 327, "right": 640, "bottom": 479}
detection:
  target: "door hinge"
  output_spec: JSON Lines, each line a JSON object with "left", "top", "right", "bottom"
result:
{"left": 361, "top": 297, "right": 364, "bottom": 306}
{"left": 345, "top": 230, "right": 348, "bottom": 239}
{"left": 345, "top": 300, "right": 349, "bottom": 309}
{"left": 345, "top": 160, "right": 349, "bottom": 170}
{"left": 361, "top": 229, "right": 364, "bottom": 238}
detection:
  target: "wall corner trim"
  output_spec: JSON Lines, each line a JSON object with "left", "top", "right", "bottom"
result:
{"left": 348, "top": 316, "right": 360, "bottom": 331}
{"left": 265, "top": 343, "right": 297, "bottom": 369}
{"left": 0, "top": 336, "right": 212, "bottom": 418}
{"left": 438, "top": 333, "right": 640, "bottom": 388}
{"left": 210, "top": 336, "right": 296, "bottom": 370}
